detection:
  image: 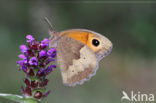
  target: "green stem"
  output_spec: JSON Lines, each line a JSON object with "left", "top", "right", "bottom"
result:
{"left": 21, "top": 98, "right": 40, "bottom": 103}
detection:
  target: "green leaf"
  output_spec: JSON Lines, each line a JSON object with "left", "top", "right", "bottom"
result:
{"left": 0, "top": 93, "right": 40, "bottom": 103}
{"left": 0, "top": 93, "right": 23, "bottom": 102}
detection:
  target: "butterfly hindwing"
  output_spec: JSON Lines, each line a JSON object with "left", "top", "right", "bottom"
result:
{"left": 56, "top": 36, "right": 98, "bottom": 86}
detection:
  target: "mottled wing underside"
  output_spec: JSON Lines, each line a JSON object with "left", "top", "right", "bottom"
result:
{"left": 56, "top": 36, "right": 98, "bottom": 86}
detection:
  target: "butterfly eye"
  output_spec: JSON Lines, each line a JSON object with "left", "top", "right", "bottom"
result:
{"left": 92, "top": 39, "right": 100, "bottom": 47}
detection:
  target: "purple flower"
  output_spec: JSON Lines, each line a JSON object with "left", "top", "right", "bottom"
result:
{"left": 18, "top": 54, "right": 26, "bottom": 59}
{"left": 21, "top": 66, "right": 27, "bottom": 72}
{"left": 47, "top": 48, "right": 56, "bottom": 58}
{"left": 18, "top": 54, "right": 27, "bottom": 63}
{"left": 17, "top": 60, "right": 27, "bottom": 71}
{"left": 26, "top": 35, "right": 34, "bottom": 43}
{"left": 47, "top": 58, "right": 55, "bottom": 62}
{"left": 44, "top": 58, "right": 55, "bottom": 65}
{"left": 17, "top": 35, "right": 56, "bottom": 99}
{"left": 39, "top": 50, "right": 47, "bottom": 58}
{"left": 42, "top": 90, "right": 50, "bottom": 97}
{"left": 39, "top": 38, "right": 49, "bottom": 49}
{"left": 37, "top": 68, "right": 44, "bottom": 75}
{"left": 17, "top": 60, "right": 23, "bottom": 66}
{"left": 20, "top": 45, "right": 27, "bottom": 53}
{"left": 44, "top": 65, "right": 56, "bottom": 75}
{"left": 47, "top": 65, "right": 56, "bottom": 69}
{"left": 44, "top": 68, "right": 52, "bottom": 75}
{"left": 29, "top": 57, "right": 37, "bottom": 66}
{"left": 41, "top": 38, "right": 49, "bottom": 44}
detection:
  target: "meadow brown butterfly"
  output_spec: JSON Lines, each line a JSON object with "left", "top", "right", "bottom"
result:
{"left": 45, "top": 18, "right": 112, "bottom": 86}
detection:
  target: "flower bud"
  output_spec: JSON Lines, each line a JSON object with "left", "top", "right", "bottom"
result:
{"left": 24, "top": 78, "right": 30, "bottom": 86}
{"left": 34, "top": 91, "right": 42, "bottom": 99}
{"left": 26, "top": 68, "right": 34, "bottom": 76}
{"left": 31, "top": 80, "right": 38, "bottom": 88}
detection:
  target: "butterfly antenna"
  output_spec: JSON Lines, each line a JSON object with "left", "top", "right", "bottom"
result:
{"left": 44, "top": 17, "right": 55, "bottom": 33}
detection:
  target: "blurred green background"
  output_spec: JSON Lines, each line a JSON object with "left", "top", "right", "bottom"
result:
{"left": 0, "top": 0, "right": 156, "bottom": 103}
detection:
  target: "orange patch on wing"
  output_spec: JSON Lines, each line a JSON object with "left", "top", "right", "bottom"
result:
{"left": 65, "top": 31, "right": 89, "bottom": 44}
{"left": 61, "top": 31, "right": 98, "bottom": 52}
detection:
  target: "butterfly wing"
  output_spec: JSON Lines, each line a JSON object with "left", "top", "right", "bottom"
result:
{"left": 56, "top": 36, "right": 98, "bottom": 86}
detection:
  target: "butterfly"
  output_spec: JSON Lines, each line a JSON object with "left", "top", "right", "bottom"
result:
{"left": 45, "top": 18, "right": 113, "bottom": 86}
